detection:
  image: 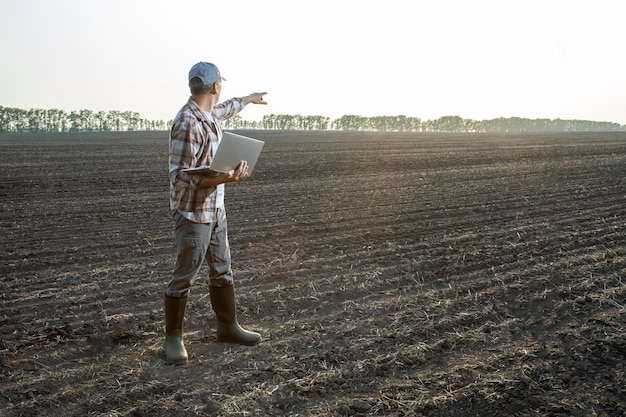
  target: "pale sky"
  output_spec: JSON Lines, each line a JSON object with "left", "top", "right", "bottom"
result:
{"left": 1, "top": 0, "right": 625, "bottom": 124}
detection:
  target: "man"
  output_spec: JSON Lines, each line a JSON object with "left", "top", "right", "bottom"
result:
{"left": 165, "top": 61, "right": 267, "bottom": 365}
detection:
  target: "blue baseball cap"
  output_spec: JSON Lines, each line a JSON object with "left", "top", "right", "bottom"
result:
{"left": 188, "top": 62, "right": 226, "bottom": 86}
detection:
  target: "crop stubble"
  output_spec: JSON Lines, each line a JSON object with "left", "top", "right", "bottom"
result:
{"left": 1, "top": 131, "right": 625, "bottom": 416}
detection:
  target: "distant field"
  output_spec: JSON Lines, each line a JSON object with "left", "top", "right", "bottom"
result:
{"left": 1, "top": 131, "right": 625, "bottom": 416}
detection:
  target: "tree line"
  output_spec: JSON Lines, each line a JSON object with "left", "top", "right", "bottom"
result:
{"left": 2, "top": 105, "right": 624, "bottom": 133}
{"left": 228, "top": 114, "right": 626, "bottom": 132}
{"left": 0, "top": 106, "right": 167, "bottom": 133}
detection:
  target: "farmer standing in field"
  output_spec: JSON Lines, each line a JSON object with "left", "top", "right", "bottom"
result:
{"left": 165, "top": 61, "right": 267, "bottom": 365}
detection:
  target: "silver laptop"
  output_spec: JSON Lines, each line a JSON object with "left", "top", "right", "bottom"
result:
{"left": 183, "top": 132, "right": 265, "bottom": 175}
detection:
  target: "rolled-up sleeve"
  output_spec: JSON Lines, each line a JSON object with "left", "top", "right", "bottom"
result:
{"left": 213, "top": 98, "right": 244, "bottom": 121}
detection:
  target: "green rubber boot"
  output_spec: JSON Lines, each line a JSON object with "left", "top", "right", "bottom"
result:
{"left": 164, "top": 294, "right": 188, "bottom": 365}
{"left": 210, "top": 285, "right": 261, "bottom": 346}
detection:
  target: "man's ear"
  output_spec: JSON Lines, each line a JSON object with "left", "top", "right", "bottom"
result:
{"left": 210, "top": 82, "right": 220, "bottom": 94}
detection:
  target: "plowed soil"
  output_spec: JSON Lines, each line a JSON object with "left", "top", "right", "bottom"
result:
{"left": 1, "top": 131, "right": 625, "bottom": 417}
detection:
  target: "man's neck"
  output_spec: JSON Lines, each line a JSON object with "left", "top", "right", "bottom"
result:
{"left": 191, "top": 94, "right": 217, "bottom": 113}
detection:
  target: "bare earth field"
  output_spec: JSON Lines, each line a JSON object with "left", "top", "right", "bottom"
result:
{"left": 1, "top": 130, "right": 625, "bottom": 417}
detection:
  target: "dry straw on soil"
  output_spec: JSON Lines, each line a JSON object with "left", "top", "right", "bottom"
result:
{"left": 1, "top": 131, "right": 625, "bottom": 416}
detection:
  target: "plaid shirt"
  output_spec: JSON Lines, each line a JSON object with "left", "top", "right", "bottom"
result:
{"left": 169, "top": 97, "right": 244, "bottom": 223}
